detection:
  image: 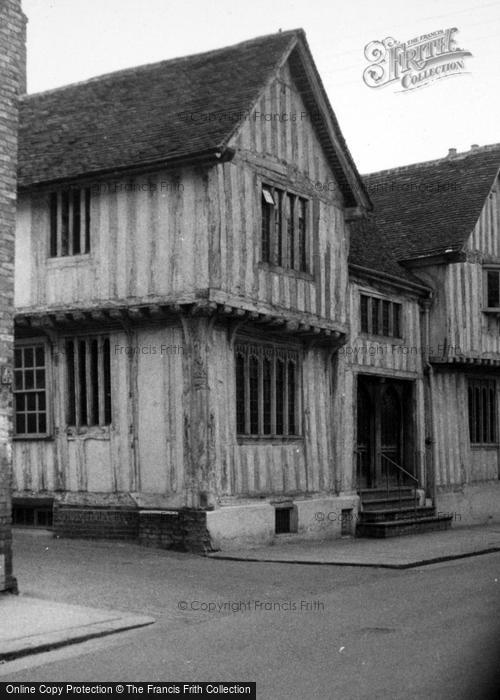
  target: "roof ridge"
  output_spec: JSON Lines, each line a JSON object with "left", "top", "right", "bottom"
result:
{"left": 363, "top": 142, "right": 500, "bottom": 179}
{"left": 22, "top": 28, "right": 303, "bottom": 101}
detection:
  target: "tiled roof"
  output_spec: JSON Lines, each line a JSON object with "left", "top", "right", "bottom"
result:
{"left": 349, "top": 144, "right": 500, "bottom": 284}
{"left": 18, "top": 30, "right": 369, "bottom": 208}
{"left": 19, "top": 31, "right": 294, "bottom": 187}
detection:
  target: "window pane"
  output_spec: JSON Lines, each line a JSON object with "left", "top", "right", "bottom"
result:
{"left": 468, "top": 387, "right": 475, "bottom": 442}
{"left": 482, "top": 387, "right": 488, "bottom": 443}
{"left": 15, "top": 394, "right": 25, "bottom": 412}
{"left": 72, "top": 189, "right": 81, "bottom": 255}
{"left": 24, "top": 347, "right": 34, "bottom": 367}
{"left": 393, "top": 304, "right": 401, "bottom": 338}
{"left": 249, "top": 356, "right": 259, "bottom": 435}
{"left": 360, "top": 296, "right": 368, "bottom": 333}
{"left": 262, "top": 188, "right": 275, "bottom": 205}
{"left": 61, "top": 190, "right": 70, "bottom": 256}
{"left": 14, "top": 348, "right": 22, "bottom": 367}
{"left": 298, "top": 199, "right": 307, "bottom": 272}
{"left": 490, "top": 387, "right": 496, "bottom": 442}
{"left": 263, "top": 358, "right": 272, "bottom": 435}
{"left": 24, "top": 370, "right": 34, "bottom": 390}
{"left": 286, "top": 194, "right": 295, "bottom": 269}
{"left": 35, "top": 369, "right": 45, "bottom": 389}
{"left": 276, "top": 358, "right": 285, "bottom": 435}
{"left": 91, "top": 339, "right": 99, "bottom": 426}
{"left": 103, "top": 338, "right": 112, "bottom": 424}
{"left": 38, "top": 413, "right": 47, "bottom": 434}
{"left": 38, "top": 392, "right": 46, "bottom": 411}
{"left": 14, "top": 370, "right": 23, "bottom": 390}
{"left": 236, "top": 354, "right": 246, "bottom": 434}
{"left": 371, "top": 298, "right": 380, "bottom": 335}
{"left": 85, "top": 188, "right": 91, "bottom": 253}
{"left": 79, "top": 340, "right": 87, "bottom": 425}
{"left": 27, "top": 413, "right": 37, "bottom": 433}
{"left": 66, "top": 340, "right": 76, "bottom": 426}
{"left": 27, "top": 393, "right": 36, "bottom": 411}
{"left": 275, "top": 189, "right": 283, "bottom": 266}
{"left": 16, "top": 414, "right": 25, "bottom": 434}
{"left": 382, "top": 300, "right": 390, "bottom": 336}
{"left": 261, "top": 198, "right": 271, "bottom": 263}
{"left": 35, "top": 346, "right": 45, "bottom": 366}
{"left": 487, "top": 271, "right": 500, "bottom": 307}
{"left": 288, "top": 361, "right": 296, "bottom": 435}
{"left": 50, "top": 192, "right": 58, "bottom": 256}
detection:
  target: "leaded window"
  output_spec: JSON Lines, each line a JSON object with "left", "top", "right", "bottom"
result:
{"left": 235, "top": 343, "right": 301, "bottom": 437}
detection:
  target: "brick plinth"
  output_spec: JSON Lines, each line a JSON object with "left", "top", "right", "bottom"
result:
{"left": 53, "top": 506, "right": 140, "bottom": 541}
{"left": 139, "top": 510, "right": 215, "bottom": 553}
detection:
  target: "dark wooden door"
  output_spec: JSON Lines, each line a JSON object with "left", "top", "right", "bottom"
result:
{"left": 356, "top": 378, "right": 405, "bottom": 489}
{"left": 356, "top": 385, "right": 373, "bottom": 489}
{"left": 380, "top": 385, "right": 402, "bottom": 484}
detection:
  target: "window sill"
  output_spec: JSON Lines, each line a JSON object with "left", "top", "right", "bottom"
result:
{"left": 66, "top": 425, "right": 111, "bottom": 440}
{"left": 358, "top": 333, "right": 404, "bottom": 343}
{"left": 258, "top": 262, "right": 314, "bottom": 281}
{"left": 482, "top": 308, "right": 500, "bottom": 314}
{"left": 13, "top": 435, "right": 53, "bottom": 441}
{"left": 470, "top": 443, "right": 499, "bottom": 449}
{"left": 47, "top": 254, "right": 91, "bottom": 266}
{"left": 237, "top": 436, "right": 303, "bottom": 445}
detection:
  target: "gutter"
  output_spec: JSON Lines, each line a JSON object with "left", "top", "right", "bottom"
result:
{"left": 18, "top": 146, "right": 236, "bottom": 192}
{"left": 349, "top": 263, "right": 432, "bottom": 297}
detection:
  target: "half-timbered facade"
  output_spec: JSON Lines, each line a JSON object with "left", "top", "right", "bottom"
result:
{"left": 12, "top": 29, "right": 499, "bottom": 549}
{"left": 13, "top": 30, "right": 374, "bottom": 549}
{"left": 362, "top": 144, "right": 500, "bottom": 527}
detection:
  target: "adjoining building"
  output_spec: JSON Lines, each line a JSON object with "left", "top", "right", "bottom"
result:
{"left": 11, "top": 29, "right": 500, "bottom": 550}
{"left": 356, "top": 145, "right": 500, "bottom": 528}
{"left": 0, "top": 0, "right": 26, "bottom": 591}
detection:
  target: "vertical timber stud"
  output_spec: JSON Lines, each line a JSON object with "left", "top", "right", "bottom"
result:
{"left": 180, "top": 305, "right": 217, "bottom": 510}
{"left": 0, "top": 0, "right": 26, "bottom": 592}
{"left": 420, "top": 298, "right": 435, "bottom": 503}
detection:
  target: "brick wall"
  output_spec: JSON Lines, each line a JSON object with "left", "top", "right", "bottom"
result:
{"left": 139, "top": 510, "right": 214, "bottom": 553}
{"left": 53, "top": 504, "right": 214, "bottom": 553}
{"left": 53, "top": 506, "right": 140, "bottom": 541}
{"left": 0, "top": 0, "right": 25, "bottom": 592}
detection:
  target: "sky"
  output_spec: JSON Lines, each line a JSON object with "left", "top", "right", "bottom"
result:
{"left": 22, "top": 0, "right": 500, "bottom": 173}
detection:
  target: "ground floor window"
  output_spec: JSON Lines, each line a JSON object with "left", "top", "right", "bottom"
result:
{"left": 66, "top": 335, "right": 112, "bottom": 428}
{"left": 235, "top": 342, "right": 301, "bottom": 438}
{"left": 468, "top": 378, "right": 497, "bottom": 444}
{"left": 14, "top": 342, "right": 48, "bottom": 437}
{"left": 12, "top": 499, "right": 53, "bottom": 528}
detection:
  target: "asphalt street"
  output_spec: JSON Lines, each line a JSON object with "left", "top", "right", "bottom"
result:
{"left": 1, "top": 531, "right": 499, "bottom": 700}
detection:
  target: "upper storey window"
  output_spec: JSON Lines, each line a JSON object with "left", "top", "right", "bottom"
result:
{"left": 261, "top": 185, "right": 308, "bottom": 273}
{"left": 49, "top": 188, "right": 91, "bottom": 257}
{"left": 485, "top": 268, "right": 500, "bottom": 309}
{"left": 360, "top": 294, "right": 402, "bottom": 338}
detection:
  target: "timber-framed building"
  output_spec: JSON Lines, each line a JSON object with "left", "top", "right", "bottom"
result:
{"left": 12, "top": 30, "right": 500, "bottom": 549}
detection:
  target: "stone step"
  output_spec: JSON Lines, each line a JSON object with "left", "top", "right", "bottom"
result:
{"left": 356, "top": 515, "right": 453, "bottom": 538}
{"left": 359, "top": 488, "right": 416, "bottom": 502}
{"left": 359, "top": 506, "right": 435, "bottom": 523}
{"left": 361, "top": 496, "right": 419, "bottom": 511}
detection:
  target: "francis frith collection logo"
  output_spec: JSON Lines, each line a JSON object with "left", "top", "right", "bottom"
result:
{"left": 363, "top": 27, "right": 472, "bottom": 91}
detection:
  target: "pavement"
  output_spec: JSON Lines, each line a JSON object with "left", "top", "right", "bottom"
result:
{"left": 0, "top": 523, "right": 499, "bottom": 665}
{"left": 0, "top": 594, "right": 154, "bottom": 662}
{"left": 208, "top": 523, "right": 500, "bottom": 568}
